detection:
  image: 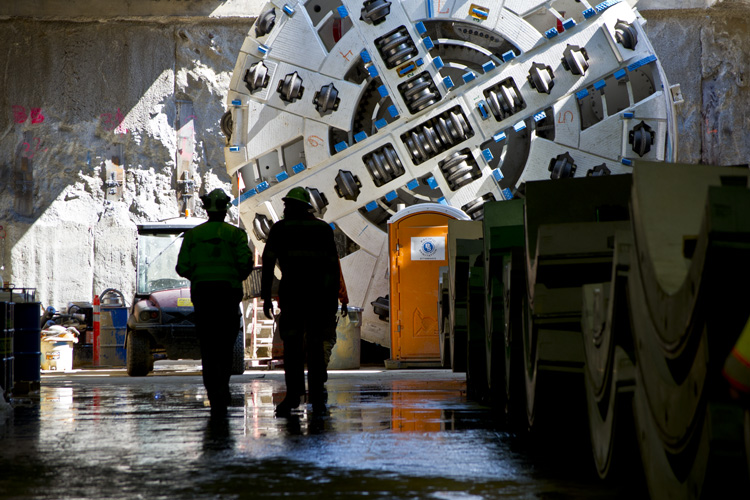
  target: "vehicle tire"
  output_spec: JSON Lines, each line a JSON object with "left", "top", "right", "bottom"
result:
{"left": 126, "top": 329, "right": 152, "bottom": 377}
{"left": 231, "top": 329, "right": 245, "bottom": 375}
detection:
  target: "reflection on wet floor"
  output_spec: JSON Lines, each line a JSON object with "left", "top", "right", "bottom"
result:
{"left": 0, "top": 370, "right": 632, "bottom": 499}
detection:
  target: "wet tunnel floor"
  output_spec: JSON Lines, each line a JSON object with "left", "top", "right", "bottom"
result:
{"left": 0, "top": 367, "right": 637, "bottom": 499}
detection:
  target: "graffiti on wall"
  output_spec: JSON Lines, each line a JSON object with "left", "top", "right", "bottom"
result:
{"left": 100, "top": 108, "right": 128, "bottom": 134}
{"left": 12, "top": 106, "right": 45, "bottom": 125}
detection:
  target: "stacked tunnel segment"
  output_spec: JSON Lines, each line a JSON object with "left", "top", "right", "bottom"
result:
{"left": 464, "top": 163, "right": 750, "bottom": 498}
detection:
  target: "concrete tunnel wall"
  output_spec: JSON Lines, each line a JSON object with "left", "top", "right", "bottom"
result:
{"left": 0, "top": 0, "right": 749, "bottom": 317}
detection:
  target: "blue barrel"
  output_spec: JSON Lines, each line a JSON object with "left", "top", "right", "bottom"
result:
{"left": 14, "top": 301, "right": 41, "bottom": 385}
{"left": 99, "top": 289, "right": 127, "bottom": 367}
{"left": 0, "top": 301, "right": 14, "bottom": 398}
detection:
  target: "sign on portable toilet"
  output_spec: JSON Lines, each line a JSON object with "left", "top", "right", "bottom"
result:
{"left": 98, "top": 289, "right": 128, "bottom": 367}
{"left": 387, "top": 204, "right": 470, "bottom": 367}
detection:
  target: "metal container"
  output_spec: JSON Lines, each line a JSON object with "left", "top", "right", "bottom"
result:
{"left": 328, "top": 306, "right": 363, "bottom": 370}
{"left": 14, "top": 300, "right": 41, "bottom": 387}
{"left": 99, "top": 289, "right": 127, "bottom": 367}
{"left": 0, "top": 301, "right": 14, "bottom": 398}
{"left": 41, "top": 339, "right": 74, "bottom": 371}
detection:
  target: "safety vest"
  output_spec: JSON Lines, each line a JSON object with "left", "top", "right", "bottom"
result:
{"left": 723, "top": 315, "right": 750, "bottom": 396}
{"left": 176, "top": 221, "right": 252, "bottom": 289}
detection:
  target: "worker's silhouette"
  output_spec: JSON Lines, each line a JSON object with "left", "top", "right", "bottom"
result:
{"left": 261, "top": 187, "right": 345, "bottom": 416}
{"left": 176, "top": 189, "right": 252, "bottom": 417}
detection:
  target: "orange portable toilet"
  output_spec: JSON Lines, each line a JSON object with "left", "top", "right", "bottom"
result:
{"left": 387, "top": 204, "right": 470, "bottom": 367}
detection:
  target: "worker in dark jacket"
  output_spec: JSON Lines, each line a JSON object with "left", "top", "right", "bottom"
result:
{"left": 260, "top": 187, "right": 342, "bottom": 416}
{"left": 176, "top": 188, "right": 253, "bottom": 417}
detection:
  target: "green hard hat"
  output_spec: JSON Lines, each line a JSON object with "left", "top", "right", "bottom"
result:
{"left": 200, "top": 188, "right": 231, "bottom": 212}
{"left": 282, "top": 187, "right": 312, "bottom": 208}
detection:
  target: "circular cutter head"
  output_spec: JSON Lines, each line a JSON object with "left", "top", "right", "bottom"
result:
{"left": 224, "top": 0, "right": 679, "bottom": 345}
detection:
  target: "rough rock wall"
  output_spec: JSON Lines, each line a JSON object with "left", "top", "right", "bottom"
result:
{"left": 1, "top": 4, "right": 749, "bottom": 312}
{"left": 643, "top": 5, "right": 750, "bottom": 166}
{"left": 0, "top": 19, "right": 253, "bottom": 309}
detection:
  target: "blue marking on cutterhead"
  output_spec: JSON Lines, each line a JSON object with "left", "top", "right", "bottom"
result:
{"left": 477, "top": 101, "right": 488, "bottom": 120}
{"left": 628, "top": 54, "right": 657, "bottom": 72}
{"left": 275, "top": 172, "right": 289, "bottom": 182}
{"left": 354, "top": 131, "right": 368, "bottom": 143}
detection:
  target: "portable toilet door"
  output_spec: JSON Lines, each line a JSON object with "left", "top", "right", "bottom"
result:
{"left": 388, "top": 204, "right": 470, "bottom": 365}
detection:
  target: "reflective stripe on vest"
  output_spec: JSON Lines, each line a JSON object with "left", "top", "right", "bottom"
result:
{"left": 185, "top": 223, "right": 244, "bottom": 286}
{"left": 724, "top": 315, "right": 750, "bottom": 394}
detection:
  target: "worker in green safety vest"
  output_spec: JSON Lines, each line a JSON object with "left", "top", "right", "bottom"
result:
{"left": 176, "top": 188, "right": 253, "bottom": 417}
{"left": 260, "top": 186, "right": 345, "bottom": 417}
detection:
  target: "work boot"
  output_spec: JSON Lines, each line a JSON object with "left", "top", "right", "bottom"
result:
{"left": 311, "top": 402, "right": 328, "bottom": 417}
{"left": 210, "top": 403, "right": 228, "bottom": 419}
{"left": 275, "top": 396, "right": 300, "bottom": 417}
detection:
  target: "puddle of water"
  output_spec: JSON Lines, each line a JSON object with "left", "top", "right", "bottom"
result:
{"left": 0, "top": 372, "right": 633, "bottom": 499}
